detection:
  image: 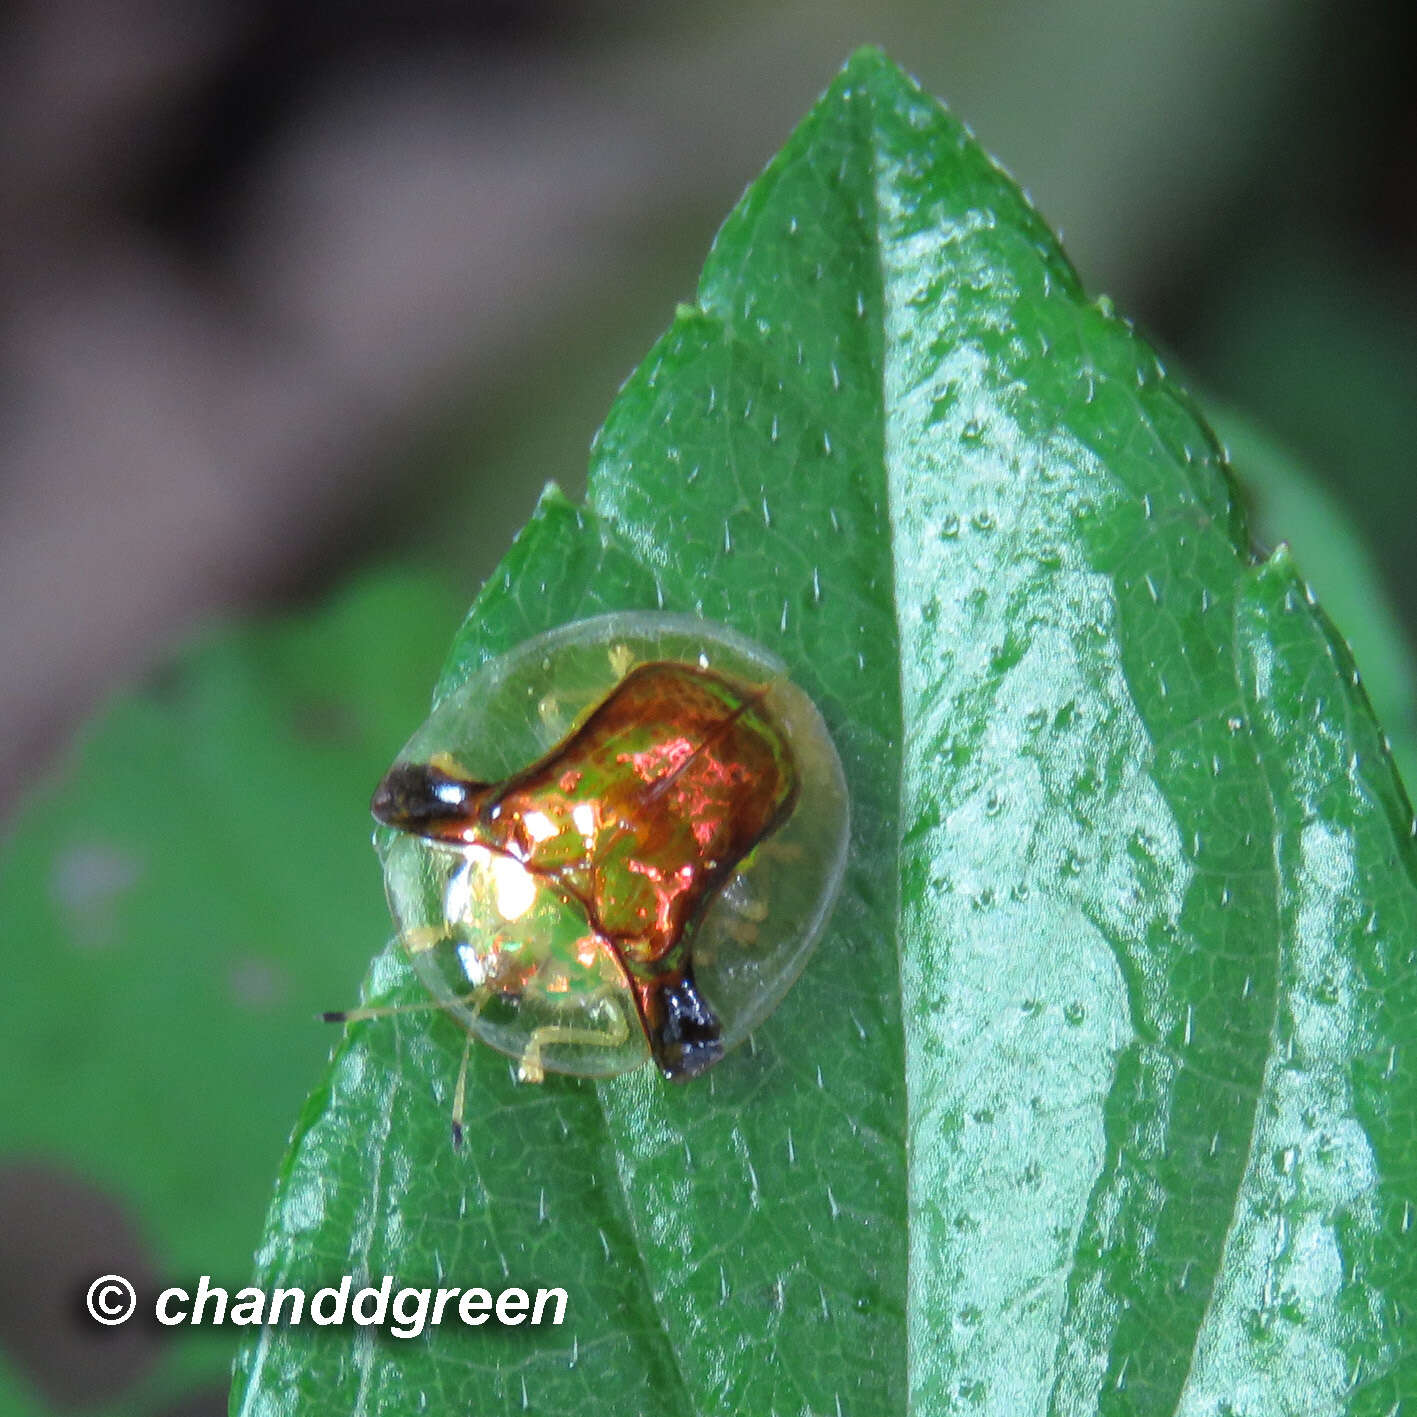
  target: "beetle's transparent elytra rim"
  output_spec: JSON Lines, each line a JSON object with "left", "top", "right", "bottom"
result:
{"left": 376, "top": 611, "right": 850, "bottom": 1079}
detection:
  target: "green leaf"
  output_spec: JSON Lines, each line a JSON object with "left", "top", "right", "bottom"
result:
{"left": 1209, "top": 401, "right": 1417, "bottom": 792}
{"left": 232, "top": 49, "right": 1417, "bottom": 1416}
{"left": 0, "top": 571, "right": 461, "bottom": 1417}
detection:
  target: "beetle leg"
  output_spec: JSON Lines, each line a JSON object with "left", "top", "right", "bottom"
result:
{"left": 516, "top": 994, "right": 631, "bottom": 1084}
{"left": 756, "top": 837, "right": 807, "bottom": 864}
{"left": 395, "top": 923, "right": 451, "bottom": 955}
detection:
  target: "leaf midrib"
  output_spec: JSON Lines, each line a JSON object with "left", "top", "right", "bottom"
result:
{"left": 861, "top": 69, "right": 919, "bottom": 1417}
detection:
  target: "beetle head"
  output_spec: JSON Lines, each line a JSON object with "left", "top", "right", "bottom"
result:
{"left": 371, "top": 761, "right": 488, "bottom": 843}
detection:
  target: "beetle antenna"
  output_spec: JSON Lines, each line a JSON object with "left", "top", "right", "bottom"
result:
{"left": 320, "top": 997, "right": 451, "bottom": 1024}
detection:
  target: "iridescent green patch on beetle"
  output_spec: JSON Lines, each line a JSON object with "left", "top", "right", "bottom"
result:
{"left": 368, "top": 612, "right": 849, "bottom": 1085}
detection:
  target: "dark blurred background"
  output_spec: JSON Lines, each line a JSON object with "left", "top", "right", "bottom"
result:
{"left": 3, "top": 0, "right": 1415, "bottom": 822}
{"left": 1, "top": 3, "right": 1414, "bottom": 1414}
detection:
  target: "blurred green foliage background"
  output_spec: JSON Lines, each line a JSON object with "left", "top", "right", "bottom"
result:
{"left": 1, "top": 3, "right": 1413, "bottom": 1415}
